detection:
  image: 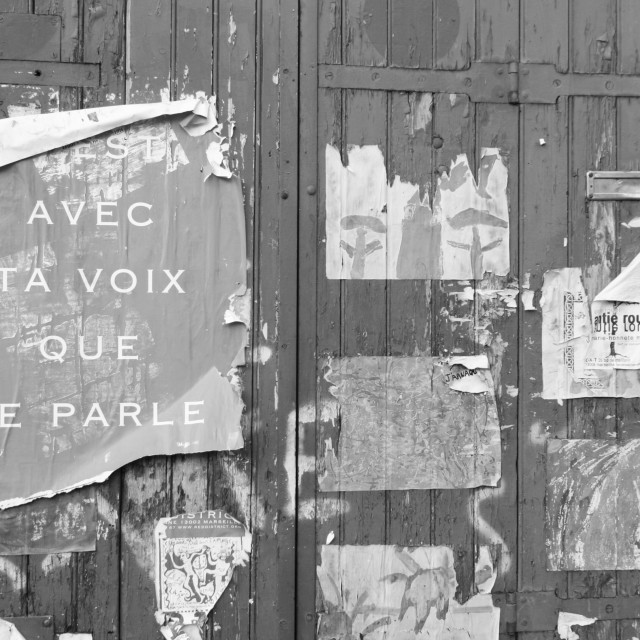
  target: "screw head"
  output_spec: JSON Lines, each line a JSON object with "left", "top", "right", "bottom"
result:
{"left": 306, "top": 185, "right": 317, "bottom": 195}
{"left": 432, "top": 135, "right": 444, "bottom": 149}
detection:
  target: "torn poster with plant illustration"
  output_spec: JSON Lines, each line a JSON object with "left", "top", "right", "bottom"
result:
{"left": 0, "top": 97, "right": 248, "bottom": 509}
{"left": 546, "top": 439, "right": 640, "bottom": 570}
{"left": 155, "top": 511, "right": 251, "bottom": 639}
{"left": 317, "top": 545, "right": 500, "bottom": 640}
{"left": 325, "top": 144, "right": 509, "bottom": 280}
{"left": 319, "top": 356, "right": 501, "bottom": 492}
{"left": 541, "top": 267, "right": 640, "bottom": 398}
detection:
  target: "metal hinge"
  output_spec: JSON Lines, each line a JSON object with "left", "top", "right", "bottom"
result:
{"left": 493, "top": 591, "right": 640, "bottom": 634}
{"left": 319, "top": 62, "right": 640, "bottom": 105}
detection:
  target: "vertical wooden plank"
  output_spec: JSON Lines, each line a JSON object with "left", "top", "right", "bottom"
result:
{"left": 571, "top": 0, "right": 616, "bottom": 73}
{"left": 390, "top": 0, "right": 432, "bottom": 68}
{"left": 318, "top": 0, "right": 341, "bottom": 65}
{"left": 519, "top": 101, "right": 569, "bottom": 617}
{"left": 340, "top": 89, "right": 388, "bottom": 548}
{"left": 566, "top": 96, "right": 617, "bottom": 640}
{"left": 175, "top": 0, "right": 212, "bottom": 99}
{"left": 77, "top": 2, "right": 126, "bottom": 638}
{"left": 27, "top": 555, "right": 74, "bottom": 631}
{"left": 434, "top": 0, "right": 474, "bottom": 70}
{"left": 521, "top": 0, "right": 569, "bottom": 71}
{"left": 252, "top": 0, "right": 299, "bottom": 637}
{"left": 0, "top": 557, "right": 25, "bottom": 618}
{"left": 431, "top": 92, "right": 475, "bottom": 604}
{"left": 615, "top": 98, "right": 640, "bottom": 604}
{"left": 297, "top": 0, "right": 320, "bottom": 636}
{"left": 211, "top": 1, "right": 256, "bottom": 639}
{"left": 120, "top": 2, "right": 172, "bottom": 638}
{"left": 476, "top": 0, "right": 518, "bottom": 62}
{"left": 475, "top": 103, "right": 519, "bottom": 596}
{"left": 619, "top": 0, "right": 640, "bottom": 75}
{"left": 385, "top": 90, "right": 432, "bottom": 546}
{"left": 345, "top": 0, "right": 387, "bottom": 66}
{"left": 83, "top": 0, "right": 126, "bottom": 106}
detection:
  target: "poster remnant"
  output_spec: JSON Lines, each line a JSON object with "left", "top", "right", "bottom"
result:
{"left": 319, "top": 356, "right": 501, "bottom": 492}
{"left": 325, "top": 145, "right": 509, "bottom": 280}
{"left": 0, "top": 487, "right": 95, "bottom": 555}
{"left": 557, "top": 613, "right": 597, "bottom": 640}
{"left": 317, "top": 545, "right": 500, "bottom": 640}
{"left": 586, "top": 252, "right": 640, "bottom": 369}
{"left": 0, "top": 99, "right": 248, "bottom": 508}
{"left": 0, "top": 620, "right": 26, "bottom": 640}
{"left": 541, "top": 268, "right": 640, "bottom": 398}
{"left": 155, "top": 511, "right": 251, "bottom": 639}
{"left": 546, "top": 439, "right": 640, "bottom": 570}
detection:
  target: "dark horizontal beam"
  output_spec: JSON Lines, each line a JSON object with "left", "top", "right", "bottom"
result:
{"left": 318, "top": 62, "right": 512, "bottom": 103}
{"left": 0, "top": 60, "right": 99, "bottom": 88}
{"left": 319, "top": 62, "right": 640, "bottom": 104}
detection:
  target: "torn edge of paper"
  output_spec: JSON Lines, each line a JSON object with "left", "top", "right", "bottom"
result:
{"left": 0, "top": 619, "right": 26, "bottom": 640}
{"left": 595, "top": 250, "right": 640, "bottom": 303}
{"left": 225, "top": 285, "right": 252, "bottom": 368}
{"left": 0, "top": 93, "right": 222, "bottom": 169}
{"left": 557, "top": 612, "right": 597, "bottom": 640}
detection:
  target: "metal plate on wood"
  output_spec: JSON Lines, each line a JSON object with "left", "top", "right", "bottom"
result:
{"left": 587, "top": 171, "right": 640, "bottom": 200}
{"left": 5, "top": 616, "right": 54, "bottom": 640}
{"left": 0, "top": 13, "right": 61, "bottom": 62}
{"left": 0, "top": 60, "right": 99, "bottom": 87}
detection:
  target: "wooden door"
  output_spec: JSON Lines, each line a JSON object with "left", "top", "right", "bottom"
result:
{"left": 298, "top": 1, "right": 640, "bottom": 639}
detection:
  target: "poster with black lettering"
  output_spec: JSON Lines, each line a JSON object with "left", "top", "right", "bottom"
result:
{"left": 0, "top": 97, "right": 248, "bottom": 508}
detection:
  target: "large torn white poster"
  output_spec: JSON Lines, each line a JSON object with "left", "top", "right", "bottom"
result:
{"left": 541, "top": 267, "right": 640, "bottom": 398}
{"left": 319, "top": 356, "right": 501, "bottom": 491}
{"left": 325, "top": 144, "right": 509, "bottom": 279}
{"left": 0, "top": 98, "right": 247, "bottom": 508}
{"left": 317, "top": 545, "right": 500, "bottom": 640}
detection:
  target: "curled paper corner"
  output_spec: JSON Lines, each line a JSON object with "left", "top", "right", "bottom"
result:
{"left": 179, "top": 93, "right": 220, "bottom": 137}
{"left": 326, "top": 531, "right": 335, "bottom": 544}
{"left": 557, "top": 612, "right": 597, "bottom": 640}
{"left": 224, "top": 286, "right": 251, "bottom": 327}
{"left": 448, "top": 354, "right": 490, "bottom": 369}
{"left": 0, "top": 97, "right": 211, "bottom": 169}
{"left": 155, "top": 511, "right": 252, "bottom": 638}
{"left": 522, "top": 289, "right": 536, "bottom": 311}
{"left": 0, "top": 619, "right": 26, "bottom": 640}
{"left": 594, "top": 250, "right": 640, "bottom": 303}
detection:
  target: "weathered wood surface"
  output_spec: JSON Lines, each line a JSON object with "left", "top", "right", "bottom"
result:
{"left": 1, "top": 0, "right": 640, "bottom": 639}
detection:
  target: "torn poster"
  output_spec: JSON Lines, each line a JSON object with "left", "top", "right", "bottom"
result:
{"left": 317, "top": 545, "right": 500, "bottom": 640}
{"left": 155, "top": 511, "right": 251, "bottom": 638}
{"left": 586, "top": 252, "right": 640, "bottom": 369}
{"left": 0, "top": 99, "right": 248, "bottom": 508}
{"left": 0, "top": 487, "right": 95, "bottom": 555}
{"left": 557, "top": 613, "right": 597, "bottom": 640}
{"left": 0, "top": 620, "right": 25, "bottom": 640}
{"left": 325, "top": 144, "right": 509, "bottom": 280}
{"left": 319, "top": 356, "right": 501, "bottom": 492}
{"left": 546, "top": 439, "right": 640, "bottom": 570}
{"left": 541, "top": 268, "right": 640, "bottom": 398}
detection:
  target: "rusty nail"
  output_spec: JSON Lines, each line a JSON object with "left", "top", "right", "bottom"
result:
{"left": 497, "top": 67, "right": 504, "bottom": 75}
{"left": 43, "top": 618, "right": 52, "bottom": 627}
{"left": 305, "top": 613, "right": 314, "bottom": 622}
{"left": 432, "top": 135, "right": 444, "bottom": 149}
{"left": 508, "top": 90, "right": 519, "bottom": 103}
{"left": 87, "top": 72, "right": 93, "bottom": 79}
{"left": 605, "top": 604, "right": 614, "bottom": 614}
{"left": 372, "top": 72, "right": 380, "bottom": 80}
{"left": 464, "top": 77, "right": 472, "bottom": 86}
{"left": 281, "top": 191, "right": 289, "bottom": 200}
{"left": 306, "top": 185, "right": 317, "bottom": 195}
{"left": 325, "top": 71, "right": 333, "bottom": 79}
{"left": 497, "top": 90, "right": 505, "bottom": 98}
{"left": 606, "top": 80, "right": 614, "bottom": 90}
{"left": 553, "top": 79, "right": 561, "bottom": 87}
{"left": 52, "top": 52, "right": 58, "bottom": 59}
